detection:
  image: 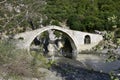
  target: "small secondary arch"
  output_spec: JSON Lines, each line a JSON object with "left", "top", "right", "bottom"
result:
{"left": 84, "top": 35, "right": 91, "bottom": 44}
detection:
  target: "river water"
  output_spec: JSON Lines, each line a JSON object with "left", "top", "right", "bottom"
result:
{"left": 77, "top": 53, "right": 120, "bottom": 75}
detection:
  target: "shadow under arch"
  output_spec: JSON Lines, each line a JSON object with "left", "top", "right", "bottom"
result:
{"left": 29, "top": 26, "right": 78, "bottom": 58}
{"left": 51, "top": 29, "right": 77, "bottom": 51}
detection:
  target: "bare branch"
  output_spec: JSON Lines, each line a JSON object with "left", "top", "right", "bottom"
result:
{"left": 2, "top": 10, "right": 27, "bottom": 28}
{"left": 0, "top": 18, "right": 6, "bottom": 21}
{"left": 0, "top": 0, "right": 7, "bottom": 4}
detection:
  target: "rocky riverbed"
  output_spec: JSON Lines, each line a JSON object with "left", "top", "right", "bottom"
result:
{"left": 50, "top": 62, "right": 111, "bottom": 80}
{"left": 33, "top": 57, "right": 112, "bottom": 80}
{"left": 0, "top": 56, "right": 112, "bottom": 80}
{"left": 0, "top": 53, "right": 120, "bottom": 80}
{"left": 47, "top": 53, "right": 120, "bottom": 80}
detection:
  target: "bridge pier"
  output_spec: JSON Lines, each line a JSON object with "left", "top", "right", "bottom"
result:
{"left": 72, "top": 50, "right": 79, "bottom": 59}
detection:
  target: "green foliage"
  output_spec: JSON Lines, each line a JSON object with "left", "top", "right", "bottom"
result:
{"left": 54, "top": 31, "right": 62, "bottom": 38}
{"left": 0, "top": 0, "right": 120, "bottom": 33}
{"left": 30, "top": 51, "right": 55, "bottom": 69}
{"left": 106, "top": 50, "right": 118, "bottom": 62}
{"left": 0, "top": 41, "right": 32, "bottom": 78}
{"left": 51, "top": 20, "right": 61, "bottom": 26}
{"left": 67, "top": 14, "right": 85, "bottom": 31}
{"left": 115, "top": 28, "right": 120, "bottom": 38}
{"left": 31, "top": 51, "right": 47, "bottom": 67}
{"left": 104, "top": 31, "right": 115, "bottom": 41}
{"left": 116, "top": 38, "right": 120, "bottom": 45}
{"left": 109, "top": 72, "right": 119, "bottom": 80}
{"left": 4, "top": 73, "right": 22, "bottom": 80}
{"left": 0, "top": 41, "right": 17, "bottom": 64}
{"left": 44, "top": 0, "right": 120, "bottom": 32}
{"left": 0, "top": 40, "right": 53, "bottom": 79}
{"left": 0, "top": 0, "right": 45, "bottom": 34}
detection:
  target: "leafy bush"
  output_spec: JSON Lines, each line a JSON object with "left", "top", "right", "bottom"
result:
{"left": 67, "top": 15, "right": 85, "bottom": 31}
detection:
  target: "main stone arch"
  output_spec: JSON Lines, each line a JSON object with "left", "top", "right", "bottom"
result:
{"left": 14, "top": 25, "right": 79, "bottom": 55}
{"left": 29, "top": 26, "right": 77, "bottom": 53}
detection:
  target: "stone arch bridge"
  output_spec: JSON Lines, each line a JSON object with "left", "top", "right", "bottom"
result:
{"left": 13, "top": 25, "right": 103, "bottom": 54}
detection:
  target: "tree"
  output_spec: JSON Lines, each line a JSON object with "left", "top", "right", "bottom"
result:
{"left": 44, "top": 0, "right": 120, "bottom": 32}
{"left": 0, "top": 0, "right": 46, "bottom": 34}
{"left": 0, "top": 0, "right": 120, "bottom": 33}
{"left": 67, "top": 14, "right": 85, "bottom": 31}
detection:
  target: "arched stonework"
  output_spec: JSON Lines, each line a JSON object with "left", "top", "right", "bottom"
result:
{"left": 14, "top": 26, "right": 79, "bottom": 53}
{"left": 14, "top": 25, "right": 103, "bottom": 53}
{"left": 30, "top": 29, "right": 77, "bottom": 53}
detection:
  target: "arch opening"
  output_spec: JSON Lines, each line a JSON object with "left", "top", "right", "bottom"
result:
{"left": 30, "top": 31, "right": 49, "bottom": 55}
{"left": 84, "top": 35, "right": 91, "bottom": 44}
{"left": 29, "top": 29, "right": 77, "bottom": 59}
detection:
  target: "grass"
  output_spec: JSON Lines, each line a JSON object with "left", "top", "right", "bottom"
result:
{"left": 0, "top": 40, "right": 17, "bottom": 64}
{"left": 0, "top": 40, "right": 53, "bottom": 79}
